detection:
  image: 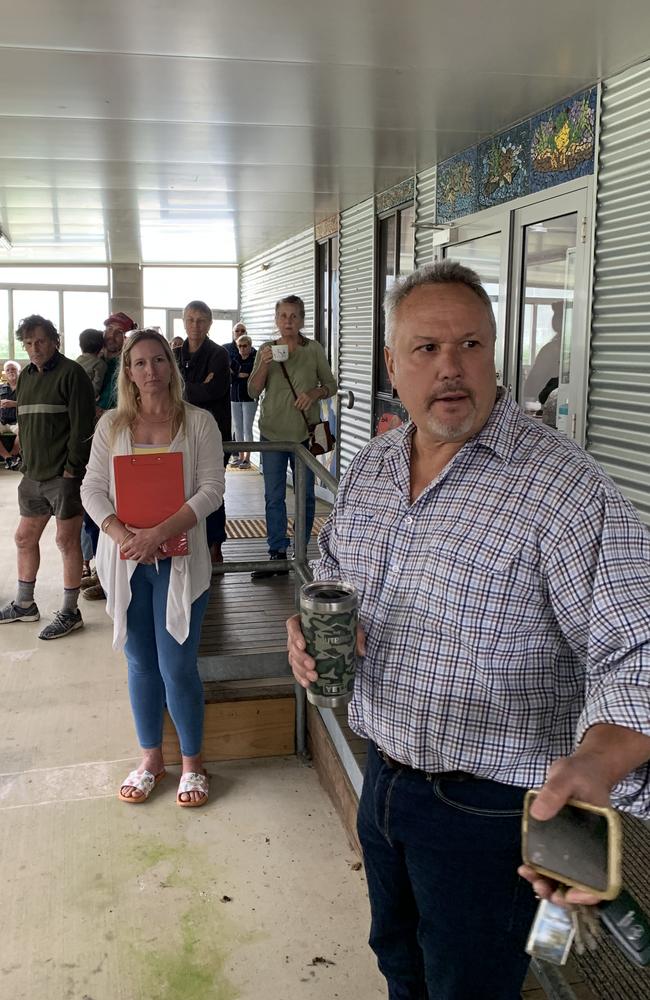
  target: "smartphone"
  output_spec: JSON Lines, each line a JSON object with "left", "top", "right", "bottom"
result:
{"left": 521, "top": 790, "right": 622, "bottom": 900}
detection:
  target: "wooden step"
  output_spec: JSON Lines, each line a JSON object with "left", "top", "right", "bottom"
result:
{"left": 162, "top": 693, "right": 295, "bottom": 764}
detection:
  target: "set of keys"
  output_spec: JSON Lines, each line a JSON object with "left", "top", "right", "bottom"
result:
{"left": 527, "top": 887, "right": 650, "bottom": 968}
{"left": 526, "top": 889, "right": 600, "bottom": 966}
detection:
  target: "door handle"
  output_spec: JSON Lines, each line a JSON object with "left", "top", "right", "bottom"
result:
{"left": 337, "top": 390, "right": 355, "bottom": 409}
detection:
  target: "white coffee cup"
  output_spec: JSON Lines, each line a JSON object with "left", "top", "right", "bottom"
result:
{"left": 271, "top": 344, "right": 289, "bottom": 362}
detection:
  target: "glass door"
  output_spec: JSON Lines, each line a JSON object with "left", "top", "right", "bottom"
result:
{"left": 444, "top": 218, "right": 509, "bottom": 384}
{"left": 507, "top": 188, "right": 590, "bottom": 441}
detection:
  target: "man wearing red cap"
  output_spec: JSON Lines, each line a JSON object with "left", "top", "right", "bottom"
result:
{"left": 96, "top": 312, "right": 137, "bottom": 415}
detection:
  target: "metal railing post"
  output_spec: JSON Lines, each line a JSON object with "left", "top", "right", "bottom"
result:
{"left": 214, "top": 439, "right": 339, "bottom": 761}
{"left": 293, "top": 445, "right": 307, "bottom": 606}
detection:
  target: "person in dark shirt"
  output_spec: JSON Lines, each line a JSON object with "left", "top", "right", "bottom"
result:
{"left": 0, "top": 360, "right": 21, "bottom": 468}
{"left": 230, "top": 334, "right": 257, "bottom": 468}
{"left": 223, "top": 320, "right": 247, "bottom": 365}
{"left": 174, "top": 300, "right": 231, "bottom": 563}
{"left": 0, "top": 315, "right": 95, "bottom": 640}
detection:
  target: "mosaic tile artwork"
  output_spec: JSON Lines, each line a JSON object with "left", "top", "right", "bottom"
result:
{"left": 436, "top": 148, "right": 478, "bottom": 223}
{"left": 478, "top": 122, "right": 530, "bottom": 209}
{"left": 530, "top": 87, "right": 596, "bottom": 192}
{"left": 433, "top": 86, "right": 597, "bottom": 222}
{"left": 376, "top": 177, "right": 415, "bottom": 214}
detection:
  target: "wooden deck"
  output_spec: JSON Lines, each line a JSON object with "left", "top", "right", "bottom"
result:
{"left": 199, "top": 463, "right": 327, "bottom": 665}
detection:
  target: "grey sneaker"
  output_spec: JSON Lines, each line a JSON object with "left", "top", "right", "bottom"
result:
{"left": 0, "top": 600, "right": 40, "bottom": 624}
{"left": 38, "top": 609, "right": 84, "bottom": 641}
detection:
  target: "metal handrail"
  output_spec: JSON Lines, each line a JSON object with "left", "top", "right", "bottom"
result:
{"left": 213, "top": 439, "right": 339, "bottom": 754}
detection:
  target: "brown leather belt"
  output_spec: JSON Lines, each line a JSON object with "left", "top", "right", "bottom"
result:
{"left": 375, "top": 744, "right": 471, "bottom": 782}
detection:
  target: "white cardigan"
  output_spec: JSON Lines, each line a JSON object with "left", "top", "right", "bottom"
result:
{"left": 81, "top": 403, "right": 225, "bottom": 651}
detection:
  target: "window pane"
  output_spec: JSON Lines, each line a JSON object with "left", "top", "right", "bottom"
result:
{"left": 12, "top": 290, "right": 61, "bottom": 360}
{"left": 143, "top": 267, "right": 238, "bottom": 310}
{"left": 211, "top": 319, "right": 234, "bottom": 344}
{"left": 316, "top": 241, "right": 329, "bottom": 354}
{"left": 0, "top": 266, "right": 108, "bottom": 286}
{"left": 144, "top": 308, "right": 168, "bottom": 335}
{"left": 62, "top": 291, "right": 110, "bottom": 358}
{"left": 398, "top": 206, "right": 415, "bottom": 276}
{"left": 519, "top": 213, "right": 578, "bottom": 421}
{"left": 376, "top": 217, "right": 397, "bottom": 396}
{"left": 330, "top": 235, "right": 339, "bottom": 356}
{"left": 172, "top": 316, "right": 232, "bottom": 345}
{"left": 383, "top": 216, "right": 397, "bottom": 292}
{"left": 445, "top": 232, "right": 501, "bottom": 331}
{"left": 0, "top": 290, "right": 9, "bottom": 358}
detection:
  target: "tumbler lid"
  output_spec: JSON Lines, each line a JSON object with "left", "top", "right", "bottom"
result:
{"left": 300, "top": 579, "right": 357, "bottom": 613}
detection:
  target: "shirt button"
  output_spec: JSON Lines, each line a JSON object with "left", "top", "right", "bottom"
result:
{"left": 405, "top": 516, "right": 413, "bottom": 525}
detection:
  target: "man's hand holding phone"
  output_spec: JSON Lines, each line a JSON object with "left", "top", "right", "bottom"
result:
{"left": 518, "top": 752, "right": 619, "bottom": 906}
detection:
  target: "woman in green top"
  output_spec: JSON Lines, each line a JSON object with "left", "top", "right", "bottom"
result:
{"left": 248, "top": 295, "right": 337, "bottom": 577}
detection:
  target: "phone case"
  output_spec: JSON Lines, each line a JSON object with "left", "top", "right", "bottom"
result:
{"left": 521, "top": 791, "right": 622, "bottom": 900}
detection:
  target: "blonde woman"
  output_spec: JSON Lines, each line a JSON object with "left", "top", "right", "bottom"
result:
{"left": 81, "top": 330, "right": 224, "bottom": 807}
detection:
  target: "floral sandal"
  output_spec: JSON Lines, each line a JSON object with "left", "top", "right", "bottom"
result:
{"left": 177, "top": 771, "right": 209, "bottom": 808}
{"left": 118, "top": 768, "right": 166, "bottom": 803}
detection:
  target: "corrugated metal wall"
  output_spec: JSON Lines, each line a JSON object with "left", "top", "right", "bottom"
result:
{"left": 587, "top": 62, "right": 650, "bottom": 525}
{"left": 239, "top": 227, "right": 315, "bottom": 345}
{"left": 338, "top": 197, "right": 375, "bottom": 472}
{"left": 414, "top": 165, "right": 437, "bottom": 267}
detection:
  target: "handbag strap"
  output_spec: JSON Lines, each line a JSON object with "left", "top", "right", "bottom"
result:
{"left": 279, "top": 360, "right": 312, "bottom": 434}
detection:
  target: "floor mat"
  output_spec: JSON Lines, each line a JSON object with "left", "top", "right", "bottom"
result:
{"left": 225, "top": 516, "right": 328, "bottom": 539}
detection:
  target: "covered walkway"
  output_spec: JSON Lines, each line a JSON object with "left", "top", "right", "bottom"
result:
{"left": 0, "top": 463, "right": 601, "bottom": 999}
{"left": 0, "top": 465, "right": 383, "bottom": 1000}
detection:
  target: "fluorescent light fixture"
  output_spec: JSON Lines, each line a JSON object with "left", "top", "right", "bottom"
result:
{"left": 0, "top": 227, "right": 12, "bottom": 250}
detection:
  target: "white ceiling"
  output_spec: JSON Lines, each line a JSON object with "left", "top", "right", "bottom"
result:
{"left": 1, "top": 0, "right": 650, "bottom": 266}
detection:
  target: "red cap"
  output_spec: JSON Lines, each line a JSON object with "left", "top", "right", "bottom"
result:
{"left": 104, "top": 312, "right": 137, "bottom": 333}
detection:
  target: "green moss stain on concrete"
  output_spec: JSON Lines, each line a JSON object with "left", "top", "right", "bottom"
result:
{"left": 63, "top": 803, "right": 260, "bottom": 998}
{"left": 138, "top": 906, "right": 240, "bottom": 1000}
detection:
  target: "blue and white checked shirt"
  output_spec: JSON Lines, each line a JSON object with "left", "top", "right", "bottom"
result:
{"left": 312, "top": 393, "right": 650, "bottom": 816}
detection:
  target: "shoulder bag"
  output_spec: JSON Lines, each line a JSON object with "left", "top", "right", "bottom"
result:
{"left": 279, "top": 361, "right": 335, "bottom": 456}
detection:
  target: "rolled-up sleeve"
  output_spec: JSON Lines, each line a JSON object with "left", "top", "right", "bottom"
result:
{"left": 546, "top": 487, "right": 650, "bottom": 815}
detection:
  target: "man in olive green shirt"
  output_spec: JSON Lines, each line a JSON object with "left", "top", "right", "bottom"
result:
{"left": 0, "top": 315, "right": 95, "bottom": 640}
{"left": 248, "top": 294, "right": 337, "bottom": 578}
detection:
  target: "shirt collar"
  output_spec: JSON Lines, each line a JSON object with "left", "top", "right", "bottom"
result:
{"left": 27, "top": 349, "right": 62, "bottom": 374}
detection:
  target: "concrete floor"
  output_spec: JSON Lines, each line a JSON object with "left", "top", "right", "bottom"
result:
{"left": 0, "top": 470, "right": 385, "bottom": 1000}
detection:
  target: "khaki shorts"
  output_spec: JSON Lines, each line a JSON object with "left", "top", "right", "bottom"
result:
{"left": 18, "top": 475, "right": 83, "bottom": 520}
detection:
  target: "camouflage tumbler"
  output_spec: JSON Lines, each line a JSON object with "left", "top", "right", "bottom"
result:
{"left": 300, "top": 581, "right": 358, "bottom": 708}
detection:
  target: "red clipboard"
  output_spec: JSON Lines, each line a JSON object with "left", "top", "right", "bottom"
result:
{"left": 113, "top": 452, "right": 189, "bottom": 558}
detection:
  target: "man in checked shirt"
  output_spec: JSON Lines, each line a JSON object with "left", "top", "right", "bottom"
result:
{"left": 287, "top": 260, "right": 650, "bottom": 1000}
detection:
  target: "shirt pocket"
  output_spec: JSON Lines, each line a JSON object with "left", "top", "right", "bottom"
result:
{"left": 413, "top": 521, "right": 543, "bottom": 651}
{"left": 334, "top": 504, "right": 393, "bottom": 589}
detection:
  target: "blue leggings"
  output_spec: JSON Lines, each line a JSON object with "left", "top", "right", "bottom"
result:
{"left": 124, "top": 561, "right": 209, "bottom": 757}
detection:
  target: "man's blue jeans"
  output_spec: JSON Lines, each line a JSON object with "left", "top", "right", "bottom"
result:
{"left": 261, "top": 437, "right": 315, "bottom": 553}
{"left": 124, "top": 561, "right": 210, "bottom": 757}
{"left": 357, "top": 742, "right": 537, "bottom": 1000}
